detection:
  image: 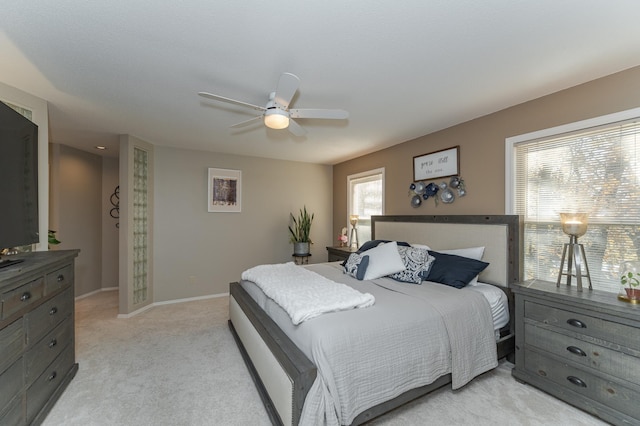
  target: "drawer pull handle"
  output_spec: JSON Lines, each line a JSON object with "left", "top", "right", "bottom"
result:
{"left": 47, "top": 371, "right": 57, "bottom": 382}
{"left": 567, "top": 376, "right": 587, "bottom": 388}
{"left": 57, "top": 274, "right": 64, "bottom": 282}
{"left": 567, "top": 346, "right": 587, "bottom": 357}
{"left": 20, "top": 292, "right": 31, "bottom": 302}
{"left": 48, "top": 339, "right": 57, "bottom": 348}
{"left": 49, "top": 306, "right": 58, "bottom": 315}
{"left": 567, "top": 318, "right": 586, "bottom": 328}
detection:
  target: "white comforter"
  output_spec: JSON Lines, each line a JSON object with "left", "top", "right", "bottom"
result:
{"left": 240, "top": 263, "right": 497, "bottom": 426}
{"left": 241, "top": 262, "right": 375, "bottom": 325}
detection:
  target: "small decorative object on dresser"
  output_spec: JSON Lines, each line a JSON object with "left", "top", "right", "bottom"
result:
{"left": 0, "top": 250, "right": 79, "bottom": 425}
{"left": 326, "top": 246, "right": 358, "bottom": 262}
{"left": 512, "top": 279, "right": 640, "bottom": 425}
{"left": 619, "top": 261, "right": 640, "bottom": 304}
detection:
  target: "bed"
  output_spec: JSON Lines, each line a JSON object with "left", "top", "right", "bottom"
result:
{"left": 228, "top": 215, "right": 521, "bottom": 425}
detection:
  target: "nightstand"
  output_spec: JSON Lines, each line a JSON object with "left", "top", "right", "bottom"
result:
{"left": 511, "top": 279, "right": 640, "bottom": 425}
{"left": 325, "top": 246, "right": 357, "bottom": 262}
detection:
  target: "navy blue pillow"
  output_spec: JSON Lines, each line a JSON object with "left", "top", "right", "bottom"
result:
{"left": 357, "top": 239, "right": 410, "bottom": 254}
{"left": 341, "top": 240, "right": 411, "bottom": 266}
{"left": 424, "top": 250, "right": 489, "bottom": 289}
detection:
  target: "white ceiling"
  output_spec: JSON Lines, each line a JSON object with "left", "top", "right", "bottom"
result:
{"left": 2, "top": 1, "right": 640, "bottom": 164}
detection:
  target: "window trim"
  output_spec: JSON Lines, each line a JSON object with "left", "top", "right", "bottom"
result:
{"left": 347, "top": 167, "right": 385, "bottom": 239}
{"left": 505, "top": 106, "right": 640, "bottom": 214}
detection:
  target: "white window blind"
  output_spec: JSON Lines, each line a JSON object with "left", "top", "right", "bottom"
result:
{"left": 348, "top": 168, "right": 384, "bottom": 244}
{"left": 513, "top": 118, "right": 640, "bottom": 293}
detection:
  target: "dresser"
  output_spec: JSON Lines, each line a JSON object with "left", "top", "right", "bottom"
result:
{"left": 326, "top": 246, "right": 357, "bottom": 262}
{"left": 0, "top": 250, "right": 79, "bottom": 426}
{"left": 512, "top": 279, "right": 640, "bottom": 425}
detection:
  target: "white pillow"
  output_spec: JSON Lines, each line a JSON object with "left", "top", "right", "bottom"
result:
{"left": 362, "top": 241, "right": 406, "bottom": 280}
{"left": 437, "top": 247, "right": 485, "bottom": 286}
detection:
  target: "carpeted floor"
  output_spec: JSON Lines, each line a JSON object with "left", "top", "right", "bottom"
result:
{"left": 42, "top": 291, "right": 608, "bottom": 426}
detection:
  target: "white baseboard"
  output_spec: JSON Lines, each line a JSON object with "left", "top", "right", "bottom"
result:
{"left": 75, "top": 287, "right": 118, "bottom": 301}
{"left": 115, "top": 292, "right": 230, "bottom": 318}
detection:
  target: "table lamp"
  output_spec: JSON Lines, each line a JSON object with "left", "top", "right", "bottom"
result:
{"left": 556, "top": 212, "right": 592, "bottom": 291}
{"left": 349, "top": 215, "right": 359, "bottom": 250}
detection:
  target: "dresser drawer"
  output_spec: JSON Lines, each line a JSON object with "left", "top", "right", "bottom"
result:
{"left": 45, "top": 263, "right": 73, "bottom": 295}
{"left": 0, "top": 358, "right": 23, "bottom": 415}
{"left": 525, "top": 323, "right": 640, "bottom": 385}
{"left": 1, "top": 278, "right": 45, "bottom": 320}
{"left": 0, "top": 319, "right": 24, "bottom": 374}
{"left": 0, "top": 394, "right": 24, "bottom": 426}
{"left": 25, "top": 318, "right": 72, "bottom": 386}
{"left": 26, "top": 345, "right": 74, "bottom": 423}
{"left": 524, "top": 300, "right": 640, "bottom": 352}
{"left": 25, "top": 287, "right": 72, "bottom": 346}
{"left": 525, "top": 349, "right": 640, "bottom": 420}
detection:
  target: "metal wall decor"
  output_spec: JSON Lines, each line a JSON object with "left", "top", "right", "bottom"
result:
{"left": 109, "top": 185, "right": 119, "bottom": 228}
{"left": 409, "top": 176, "right": 466, "bottom": 208}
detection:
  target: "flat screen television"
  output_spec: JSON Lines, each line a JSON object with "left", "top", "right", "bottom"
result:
{"left": 0, "top": 100, "right": 39, "bottom": 268}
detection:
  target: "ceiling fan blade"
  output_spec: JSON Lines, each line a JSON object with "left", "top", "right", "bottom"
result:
{"left": 198, "top": 92, "right": 265, "bottom": 112}
{"left": 230, "top": 115, "right": 263, "bottom": 128}
{"left": 289, "top": 108, "right": 349, "bottom": 120}
{"left": 273, "top": 73, "right": 300, "bottom": 109}
{"left": 287, "top": 119, "right": 307, "bottom": 137}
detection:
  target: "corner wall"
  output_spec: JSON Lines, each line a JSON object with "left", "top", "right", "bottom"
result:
{"left": 50, "top": 144, "right": 103, "bottom": 296}
{"left": 333, "top": 66, "right": 640, "bottom": 236}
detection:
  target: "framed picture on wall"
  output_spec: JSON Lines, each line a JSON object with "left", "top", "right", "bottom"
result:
{"left": 208, "top": 168, "right": 241, "bottom": 212}
{"left": 413, "top": 146, "right": 460, "bottom": 181}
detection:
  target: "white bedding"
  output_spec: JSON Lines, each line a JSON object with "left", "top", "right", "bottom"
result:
{"left": 240, "top": 262, "right": 498, "bottom": 425}
{"left": 241, "top": 262, "right": 374, "bottom": 325}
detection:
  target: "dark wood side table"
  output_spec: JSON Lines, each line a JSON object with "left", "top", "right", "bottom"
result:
{"left": 326, "top": 246, "right": 357, "bottom": 262}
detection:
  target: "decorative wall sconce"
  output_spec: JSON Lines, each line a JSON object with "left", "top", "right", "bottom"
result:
{"left": 349, "top": 215, "right": 359, "bottom": 249}
{"left": 556, "top": 212, "right": 592, "bottom": 291}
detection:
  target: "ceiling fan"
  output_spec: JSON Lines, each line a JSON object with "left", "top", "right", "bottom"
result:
{"left": 198, "top": 72, "right": 348, "bottom": 136}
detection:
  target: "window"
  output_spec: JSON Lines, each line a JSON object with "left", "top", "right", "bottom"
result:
{"left": 347, "top": 168, "right": 384, "bottom": 245}
{"left": 506, "top": 108, "right": 640, "bottom": 293}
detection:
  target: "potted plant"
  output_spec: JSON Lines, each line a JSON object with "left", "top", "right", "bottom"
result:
{"left": 620, "top": 261, "right": 640, "bottom": 303}
{"left": 289, "top": 206, "right": 314, "bottom": 255}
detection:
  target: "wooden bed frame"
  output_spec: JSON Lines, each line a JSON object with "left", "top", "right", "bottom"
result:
{"left": 228, "top": 214, "right": 521, "bottom": 425}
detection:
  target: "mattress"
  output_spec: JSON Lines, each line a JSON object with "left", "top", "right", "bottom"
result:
{"left": 466, "top": 282, "right": 510, "bottom": 330}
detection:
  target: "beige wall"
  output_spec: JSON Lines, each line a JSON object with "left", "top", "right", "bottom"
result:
{"left": 50, "top": 144, "right": 103, "bottom": 296}
{"left": 333, "top": 66, "right": 640, "bottom": 237}
{"left": 153, "top": 146, "right": 333, "bottom": 302}
{"left": 101, "top": 156, "right": 119, "bottom": 289}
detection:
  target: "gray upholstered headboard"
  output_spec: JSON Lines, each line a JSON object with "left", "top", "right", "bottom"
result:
{"left": 372, "top": 215, "right": 521, "bottom": 287}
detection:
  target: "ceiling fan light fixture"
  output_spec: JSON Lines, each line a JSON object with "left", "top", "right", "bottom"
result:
{"left": 264, "top": 109, "right": 289, "bottom": 129}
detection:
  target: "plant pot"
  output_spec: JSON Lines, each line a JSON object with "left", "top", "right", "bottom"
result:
{"left": 625, "top": 288, "right": 640, "bottom": 300}
{"left": 293, "top": 242, "right": 310, "bottom": 256}
{"left": 620, "top": 261, "right": 640, "bottom": 304}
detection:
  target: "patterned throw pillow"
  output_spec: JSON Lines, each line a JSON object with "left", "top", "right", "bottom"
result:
{"left": 343, "top": 253, "right": 370, "bottom": 280}
{"left": 389, "top": 246, "right": 435, "bottom": 284}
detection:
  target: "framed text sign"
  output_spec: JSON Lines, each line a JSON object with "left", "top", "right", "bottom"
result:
{"left": 413, "top": 146, "right": 460, "bottom": 181}
{"left": 208, "top": 168, "right": 241, "bottom": 212}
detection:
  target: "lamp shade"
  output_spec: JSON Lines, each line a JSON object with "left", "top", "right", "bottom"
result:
{"left": 560, "top": 212, "right": 588, "bottom": 237}
{"left": 264, "top": 109, "right": 289, "bottom": 129}
{"left": 349, "top": 215, "right": 359, "bottom": 227}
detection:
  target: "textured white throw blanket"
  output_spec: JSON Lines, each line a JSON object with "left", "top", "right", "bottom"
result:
{"left": 241, "top": 262, "right": 375, "bottom": 325}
